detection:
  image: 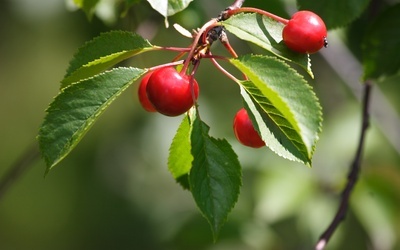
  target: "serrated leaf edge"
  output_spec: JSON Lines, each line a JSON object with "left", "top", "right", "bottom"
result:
{"left": 38, "top": 67, "right": 146, "bottom": 173}
{"left": 231, "top": 55, "right": 322, "bottom": 165}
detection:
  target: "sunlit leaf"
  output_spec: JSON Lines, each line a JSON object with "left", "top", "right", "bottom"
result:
{"left": 362, "top": 4, "right": 400, "bottom": 81}
{"left": 230, "top": 55, "right": 322, "bottom": 165}
{"left": 62, "top": 31, "right": 155, "bottom": 88}
{"left": 221, "top": 13, "right": 313, "bottom": 78}
{"left": 189, "top": 109, "right": 241, "bottom": 240}
{"left": 38, "top": 67, "right": 146, "bottom": 173}
{"left": 168, "top": 115, "right": 192, "bottom": 189}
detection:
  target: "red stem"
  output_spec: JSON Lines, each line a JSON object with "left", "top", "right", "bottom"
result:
{"left": 160, "top": 46, "right": 192, "bottom": 53}
{"left": 201, "top": 54, "right": 229, "bottom": 61}
{"left": 219, "top": 31, "right": 239, "bottom": 58}
{"left": 148, "top": 60, "right": 184, "bottom": 72}
{"left": 222, "top": 43, "right": 238, "bottom": 58}
{"left": 227, "top": 7, "right": 289, "bottom": 25}
{"left": 180, "top": 18, "right": 219, "bottom": 75}
{"left": 207, "top": 54, "right": 240, "bottom": 83}
{"left": 190, "top": 60, "right": 201, "bottom": 104}
{"left": 171, "top": 51, "right": 187, "bottom": 62}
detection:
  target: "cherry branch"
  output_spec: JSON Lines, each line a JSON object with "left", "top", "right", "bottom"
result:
{"left": 315, "top": 81, "right": 373, "bottom": 250}
{"left": 0, "top": 142, "right": 40, "bottom": 202}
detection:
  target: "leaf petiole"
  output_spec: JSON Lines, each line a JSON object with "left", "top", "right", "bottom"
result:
{"left": 147, "top": 60, "right": 185, "bottom": 72}
{"left": 208, "top": 54, "right": 246, "bottom": 83}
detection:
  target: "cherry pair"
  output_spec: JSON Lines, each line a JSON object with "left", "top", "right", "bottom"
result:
{"left": 138, "top": 67, "right": 199, "bottom": 117}
{"left": 139, "top": 71, "right": 263, "bottom": 149}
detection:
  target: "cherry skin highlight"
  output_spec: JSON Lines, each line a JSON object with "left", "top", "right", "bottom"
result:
{"left": 282, "top": 10, "right": 327, "bottom": 54}
{"left": 233, "top": 108, "right": 265, "bottom": 148}
{"left": 146, "top": 67, "right": 199, "bottom": 117}
{"left": 138, "top": 71, "right": 157, "bottom": 112}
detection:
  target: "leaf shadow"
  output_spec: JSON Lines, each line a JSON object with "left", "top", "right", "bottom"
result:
{"left": 255, "top": 14, "right": 305, "bottom": 61}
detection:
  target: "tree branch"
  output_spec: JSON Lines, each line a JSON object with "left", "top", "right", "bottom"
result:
{"left": 0, "top": 142, "right": 40, "bottom": 202}
{"left": 315, "top": 81, "right": 373, "bottom": 250}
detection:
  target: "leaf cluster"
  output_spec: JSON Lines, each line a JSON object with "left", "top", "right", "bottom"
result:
{"left": 38, "top": 4, "right": 323, "bottom": 237}
{"left": 38, "top": 0, "right": 400, "bottom": 240}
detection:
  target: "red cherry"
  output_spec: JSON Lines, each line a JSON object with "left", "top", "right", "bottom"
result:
{"left": 233, "top": 108, "right": 265, "bottom": 148}
{"left": 282, "top": 10, "right": 327, "bottom": 54}
{"left": 146, "top": 67, "right": 199, "bottom": 117}
{"left": 138, "top": 71, "right": 157, "bottom": 112}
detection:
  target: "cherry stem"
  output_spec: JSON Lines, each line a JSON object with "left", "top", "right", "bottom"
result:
{"left": 201, "top": 54, "right": 229, "bottom": 61}
{"left": 204, "top": 52, "right": 248, "bottom": 81}
{"left": 208, "top": 54, "right": 240, "bottom": 83}
{"left": 180, "top": 18, "right": 219, "bottom": 75}
{"left": 159, "top": 46, "right": 192, "bottom": 53}
{"left": 148, "top": 60, "right": 184, "bottom": 72}
{"left": 171, "top": 51, "right": 187, "bottom": 62}
{"left": 189, "top": 60, "right": 201, "bottom": 107}
{"left": 219, "top": 32, "right": 239, "bottom": 58}
{"left": 227, "top": 7, "right": 289, "bottom": 25}
{"left": 222, "top": 43, "right": 238, "bottom": 58}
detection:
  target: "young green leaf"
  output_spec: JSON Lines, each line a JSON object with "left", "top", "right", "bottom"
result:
{"left": 73, "top": 0, "right": 100, "bottom": 20}
{"left": 168, "top": 115, "right": 192, "bottom": 190}
{"left": 230, "top": 55, "right": 322, "bottom": 165}
{"left": 62, "top": 31, "right": 155, "bottom": 88}
{"left": 297, "top": 0, "right": 370, "bottom": 29}
{"left": 147, "top": 0, "right": 194, "bottom": 17}
{"left": 189, "top": 109, "right": 242, "bottom": 240}
{"left": 362, "top": 4, "right": 400, "bottom": 81}
{"left": 221, "top": 13, "right": 313, "bottom": 78}
{"left": 38, "top": 67, "right": 146, "bottom": 173}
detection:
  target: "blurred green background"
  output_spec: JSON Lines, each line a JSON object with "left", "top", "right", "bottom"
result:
{"left": 1, "top": 0, "right": 399, "bottom": 249}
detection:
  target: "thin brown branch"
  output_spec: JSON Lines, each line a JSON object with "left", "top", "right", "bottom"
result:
{"left": 315, "top": 81, "right": 373, "bottom": 250}
{"left": 0, "top": 142, "right": 40, "bottom": 202}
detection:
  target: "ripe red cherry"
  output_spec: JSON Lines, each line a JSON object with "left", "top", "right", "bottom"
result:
{"left": 138, "top": 71, "right": 157, "bottom": 112}
{"left": 282, "top": 10, "right": 327, "bottom": 54}
{"left": 233, "top": 108, "right": 265, "bottom": 148}
{"left": 146, "top": 67, "right": 199, "bottom": 116}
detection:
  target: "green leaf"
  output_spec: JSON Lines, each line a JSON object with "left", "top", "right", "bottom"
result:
{"left": 62, "top": 31, "right": 155, "bottom": 88}
{"left": 168, "top": 115, "right": 192, "bottom": 190}
{"left": 38, "top": 67, "right": 146, "bottom": 173}
{"left": 73, "top": 0, "right": 100, "bottom": 20}
{"left": 297, "top": 0, "right": 371, "bottom": 29}
{"left": 362, "top": 4, "right": 400, "bottom": 81}
{"left": 221, "top": 13, "right": 313, "bottom": 78}
{"left": 230, "top": 55, "right": 322, "bottom": 165}
{"left": 146, "top": 0, "right": 194, "bottom": 17}
{"left": 189, "top": 109, "right": 242, "bottom": 240}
